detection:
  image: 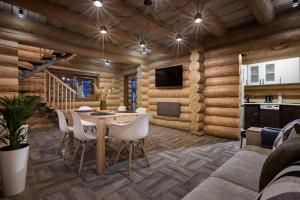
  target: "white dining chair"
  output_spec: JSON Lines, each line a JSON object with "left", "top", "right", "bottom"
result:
{"left": 118, "top": 106, "right": 126, "bottom": 111}
{"left": 78, "top": 106, "right": 96, "bottom": 128}
{"left": 71, "top": 112, "right": 97, "bottom": 175}
{"left": 109, "top": 114, "right": 152, "bottom": 175}
{"left": 135, "top": 107, "right": 146, "bottom": 114}
{"left": 56, "top": 109, "right": 73, "bottom": 159}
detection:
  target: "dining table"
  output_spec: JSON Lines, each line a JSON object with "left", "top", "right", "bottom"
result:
{"left": 77, "top": 111, "right": 143, "bottom": 175}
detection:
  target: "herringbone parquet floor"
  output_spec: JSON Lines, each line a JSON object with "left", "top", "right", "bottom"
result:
{"left": 1, "top": 124, "right": 240, "bottom": 200}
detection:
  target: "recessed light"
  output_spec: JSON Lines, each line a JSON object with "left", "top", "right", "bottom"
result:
{"left": 93, "top": 0, "right": 103, "bottom": 7}
{"left": 18, "top": 8, "right": 24, "bottom": 18}
{"left": 194, "top": 12, "right": 203, "bottom": 24}
{"left": 176, "top": 33, "right": 183, "bottom": 42}
{"left": 100, "top": 25, "right": 107, "bottom": 34}
{"left": 293, "top": 0, "right": 299, "bottom": 7}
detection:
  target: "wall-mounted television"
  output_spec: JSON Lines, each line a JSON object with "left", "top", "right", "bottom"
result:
{"left": 155, "top": 65, "right": 183, "bottom": 88}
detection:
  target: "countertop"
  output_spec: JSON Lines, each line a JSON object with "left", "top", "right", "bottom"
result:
{"left": 243, "top": 102, "right": 300, "bottom": 106}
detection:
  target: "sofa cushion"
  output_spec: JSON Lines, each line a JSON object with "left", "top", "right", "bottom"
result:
{"left": 212, "top": 149, "right": 268, "bottom": 192}
{"left": 259, "top": 134, "right": 300, "bottom": 191}
{"left": 182, "top": 177, "right": 257, "bottom": 200}
{"left": 256, "top": 162, "right": 300, "bottom": 200}
{"left": 273, "top": 120, "right": 300, "bottom": 150}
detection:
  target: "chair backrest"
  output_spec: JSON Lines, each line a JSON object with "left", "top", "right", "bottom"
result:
{"left": 56, "top": 109, "right": 68, "bottom": 133}
{"left": 72, "top": 112, "right": 88, "bottom": 141}
{"left": 136, "top": 107, "right": 146, "bottom": 114}
{"left": 118, "top": 106, "right": 126, "bottom": 111}
{"left": 78, "top": 106, "right": 93, "bottom": 111}
{"left": 110, "top": 114, "right": 152, "bottom": 141}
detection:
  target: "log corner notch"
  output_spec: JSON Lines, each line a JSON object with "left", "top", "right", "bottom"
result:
{"left": 246, "top": 0, "right": 275, "bottom": 24}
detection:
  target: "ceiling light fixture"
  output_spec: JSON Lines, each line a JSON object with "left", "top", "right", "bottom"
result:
{"left": 105, "top": 60, "right": 110, "bottom": 65}
{"left": 139, "top": 40, "right": 146, "bottom": 48}
{"left": 17, "top": 8, "right": 24, "bottom": 18}
{"left": 293, "top": 0, "right": 299, "bottom": 7}
{"left": 93, "top": 0, "right": 103, "bottom": 7}
{"left": 142, "top": 48, "right": 147, "bottom": 54}
{"left": 194, "top": 12, "right": 203, "bottom": 23}
{"left": 100, "top": 25, "right": 107, "bottom": 34}
{"left": 176, "top": 33, "right": 183, "bottom": 42}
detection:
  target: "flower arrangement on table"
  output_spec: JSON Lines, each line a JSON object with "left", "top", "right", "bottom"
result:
{"left": 93, "top": 82, "right": 112, "bottom": 110}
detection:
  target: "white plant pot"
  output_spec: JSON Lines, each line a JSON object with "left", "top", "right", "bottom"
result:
{"left": 0, "top": 144, "right": 29, "bottom": 197}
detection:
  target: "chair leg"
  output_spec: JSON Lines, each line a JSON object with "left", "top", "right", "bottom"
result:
{"left": 128, "top": 141, "right": 133, "bottom": 176}
{"left": 132, "top": 142, "right": 135, "bottom": 159}
{"left": 140, "top": 140, "right": 150, "bottom": 167}
{"left": 63, "top": 133, "right": 70, "bottom": 160}
{"left": 57, "top": 132, "right": 67, "bottom": 155}
{"left": 78, "top": 142, "right": 86, "bottom": 176}
{"left": 71, "top": 141, "right": 81, "bottom": 165}
{"left": 114, "top": 142, "right": 125, "bottom": 165}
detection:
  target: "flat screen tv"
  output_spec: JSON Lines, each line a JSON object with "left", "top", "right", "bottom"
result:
{"left": 155, "top": 65, "right": 183, "bottom": 88}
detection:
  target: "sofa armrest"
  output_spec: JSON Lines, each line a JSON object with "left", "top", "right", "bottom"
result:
{"left": 246, "top": 127, "right": 263, "bottom": 147}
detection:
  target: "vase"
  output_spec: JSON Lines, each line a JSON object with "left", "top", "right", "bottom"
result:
{"left": 0, "top": 144, "right": 29, "bottom": 196}
{"left": 100, "top": 100, "right": 107, "bottom": 110}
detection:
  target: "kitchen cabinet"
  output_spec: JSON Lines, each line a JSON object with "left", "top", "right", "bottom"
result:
{"left": 260, "top": 105, "right": 281, "bottom": 128}
{"left": 244, "top": 104, "right": 260, "bottom": 129}
{"left": 281, "top": 105, "right": 300, "bottom": 126}
{"left": 243, "top": 57, "right": 300, "bottom": 86}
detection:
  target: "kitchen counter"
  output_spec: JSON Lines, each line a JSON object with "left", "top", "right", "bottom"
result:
{"left": 242, "top": 102, "right": 300, "bottom": 106}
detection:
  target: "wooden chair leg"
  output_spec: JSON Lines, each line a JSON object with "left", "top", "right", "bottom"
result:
{"left": 71, "top": 141, "right": 81, "bottom": 165}
{"left": 57, "top": 132, "right": 67, "bottom": 154}
{"left": 128, "top": 141, "right": 133, "bottom": 176}
{"left": 140, "top": 140, "right": 150, "bottom": 167}
{"left": 132, "top": 142, "right": 135, "bottom": 159}
{"left": 63, "top": 133, "right": 70, "bottom": 160}
{"left": 114, "top": 142, "right": 125, "bottom": 165}
{"left": 78, "top": 142, "right": 86, "bottom": 176}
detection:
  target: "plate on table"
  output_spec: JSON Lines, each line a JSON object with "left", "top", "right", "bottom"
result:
{"left": 75, "top": 110, "right": 93, "bottom": 113}
{"left": 90, "top": 112, "right": 115, "bottom": 116}
{"left": 115, "top": 111, "right": 137, "bottom": 113}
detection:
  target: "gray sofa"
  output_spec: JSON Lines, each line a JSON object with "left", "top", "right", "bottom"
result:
{"left": 182, "top": 130, "right": 271, "bottom": 200}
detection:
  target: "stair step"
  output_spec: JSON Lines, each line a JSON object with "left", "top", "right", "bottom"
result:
{"left": 41, "top": 56, "right": 55, "bottom": 61}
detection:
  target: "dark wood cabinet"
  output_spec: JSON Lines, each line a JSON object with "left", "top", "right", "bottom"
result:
{"left": 260, "top": 109, "right": 281, "bottom": 128}
{"left": 244, "top": 104, "right": 260, "bottom": 129}
{"left": 281, "top": 105, "right": 300, "bottom": 126}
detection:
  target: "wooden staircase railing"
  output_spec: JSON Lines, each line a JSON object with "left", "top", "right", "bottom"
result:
{"left": 44, "top": 69, "right": 76, "bottom": 113}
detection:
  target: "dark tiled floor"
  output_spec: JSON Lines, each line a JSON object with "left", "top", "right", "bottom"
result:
{"left": 2, "top": 125, "right": 240, "bottom": 200}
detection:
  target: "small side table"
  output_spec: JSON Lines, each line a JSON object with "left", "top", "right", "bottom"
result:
{"left": 240, "top": 128, "right": 246, "bottom": 148}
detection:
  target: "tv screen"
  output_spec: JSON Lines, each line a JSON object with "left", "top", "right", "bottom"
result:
{"left": 155, "top": 65, "right": 183, "bottom": 88}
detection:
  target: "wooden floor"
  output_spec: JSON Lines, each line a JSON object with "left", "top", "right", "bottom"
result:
{"left": 1, "top": 124, "right": 240, "bottom": 200}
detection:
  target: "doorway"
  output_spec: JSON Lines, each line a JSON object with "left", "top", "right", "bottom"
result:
{"left": 124, "top": 74, "right": 137, "bottom": 111}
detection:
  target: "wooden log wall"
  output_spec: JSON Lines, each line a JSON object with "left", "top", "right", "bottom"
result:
{"left": 203, "top": 53, "right": 240, "bottom": 139}
{"left": 19, "top": 72, "right": 45, "bottom": 99}
{"left": 245, "top": 84, "right": 300, "bottom": 100}
{"left": 140, "top": 66, "right": 149, "bottom": 110}
{"left": 0, "top": 39, "right": 18, "bottom": 98}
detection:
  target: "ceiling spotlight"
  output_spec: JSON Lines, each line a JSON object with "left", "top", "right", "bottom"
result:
{"left": 17, "top": 8, "right": 24, "bottom": 18}
{"left": 100, "top": 25, "right": 107, "bottom": 34}
{"left": 105, "top": 60, "right": 110, "bottom": 65}
{"left": 139, "top": 40, "right": 146, "bottom": 48}
{"left": 194, "top": 12, "right": 203, "bottom": 24}
{"left": 293, "top": 0, "right": 299, "bottom": 7}
{"left": 93, "top": 0, "right": 103, "bottom": 7}
{"left": 142, "top": 48, "right": 147, "bottom": 54}
{"left": 62, "top": 76, "right": 66, "bottom": 80}
{"left": 176, "top": 33, "right": 183, "bottom": 42}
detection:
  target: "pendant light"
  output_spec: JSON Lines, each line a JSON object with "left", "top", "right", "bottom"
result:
{"left": 100, "top": 25, "right": 107, "bottom": 34}
{"left": 176, "top": 33, "right": 183, "bottom": 42}
{"left": 93, "top": 0, "right": 103, "bottom": 7}
{"left": 17, "top": 8, "right": 24, "bottom": 17}
{"left": 194, "top": 12, "right": 203, "bottom": 23}
{"left": 139, "top": 40, "right": 146, "bottom": 48}
{"left": 293, "top": 0, "right": 299, "bottom": 7}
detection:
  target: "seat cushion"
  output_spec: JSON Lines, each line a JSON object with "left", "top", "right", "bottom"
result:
{"left": 211, "top": 149, "right": 268, "bottom": 192}
{"left": 182, "top": 177, "right": 257, "bottom": 200}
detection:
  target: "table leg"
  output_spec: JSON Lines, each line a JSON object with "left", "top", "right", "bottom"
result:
{"left": 96, "top": 119, "right": 106, "bottom": 175}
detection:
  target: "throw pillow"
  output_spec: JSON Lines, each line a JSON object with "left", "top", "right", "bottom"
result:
{"left": 256, "top": 162, "right": 300, "bottom": 200}
{"left": 259, "top": 134, "right": 300, "bottom": 192}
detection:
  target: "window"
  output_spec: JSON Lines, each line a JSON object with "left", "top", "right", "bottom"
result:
{"left": 250, "top": 66, "right": 259, "bottom": 83}
{"left": 265, "top": 64, "right": 275, "bottom": 82}
{"left": 54, "top": 72, "right": 96, "bottom": 99}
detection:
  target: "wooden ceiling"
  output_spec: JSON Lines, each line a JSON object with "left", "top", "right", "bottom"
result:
{"left": 0, "top": 0, "right": 297, "bottom": 67}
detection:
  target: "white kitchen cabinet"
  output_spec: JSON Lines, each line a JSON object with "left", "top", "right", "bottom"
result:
{"left": 243, "top": 57, "right": 300, "bottom": 86}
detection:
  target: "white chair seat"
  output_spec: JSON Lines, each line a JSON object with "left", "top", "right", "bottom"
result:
{"left": 83, "top": 132, "right": 97, "bottom": 140}
{"left": 67, "top": 126, "right": 73, "bottom": 132}
{"left": 81, "top": 120, "right": 96, "bottom": 127}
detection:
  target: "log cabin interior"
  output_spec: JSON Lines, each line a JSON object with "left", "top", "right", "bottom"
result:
{"left": 1, "top": 0, "right": 300, "bottom": 199}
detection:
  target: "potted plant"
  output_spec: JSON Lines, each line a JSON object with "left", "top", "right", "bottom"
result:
{"left": 0, "top": 95, "right": 38, "bottom": 197}
{"left": 93, "top": 82, "right": 112, "bottom": 110}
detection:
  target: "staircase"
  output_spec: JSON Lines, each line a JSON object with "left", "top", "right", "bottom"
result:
{"left": 18, "top": 47, "right": 76, "bottom": 115}
{"left": 19, "top": 49, "right": 72, "bottom": 81}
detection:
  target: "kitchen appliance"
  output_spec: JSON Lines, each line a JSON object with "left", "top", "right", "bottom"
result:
{"left": 265, "top": 96, "right": 273, "bottom": 103}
